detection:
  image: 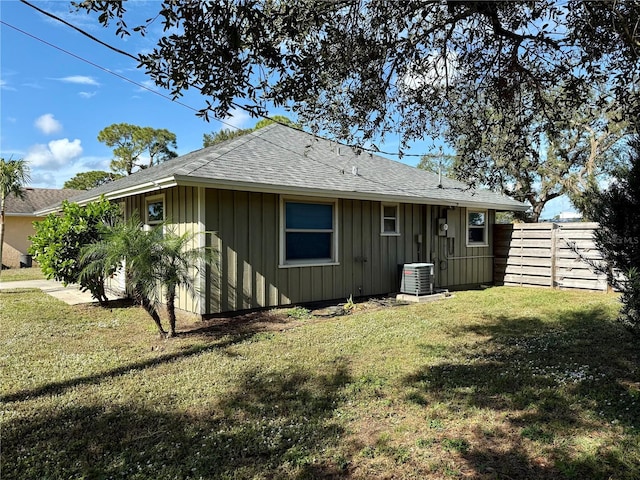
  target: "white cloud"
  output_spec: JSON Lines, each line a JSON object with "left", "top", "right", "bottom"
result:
{"left": 223, "top": 108, "right": 252, "bottom": 129}
{"left": 34, "top": 113, "right": 63, "bottom": 135}
{"left": 80, "top": 156, "right": 111, "bottom": 170}
{"left": 25, "top": 138, "right": 83, "bottom": 169}
{"left": 57, "top": 75, "right": 100, "bottom": 86}
{"left": 0, "top": 79, "right": 16, "bottom": 91}
{"left": 78, "top": 91, "right": 97, "bottom": 99}
{"left": 136, "top": 79, "right": 159, "bottom": 93}
{"left": 30, "top": 171, "right": 58, "bottom": 189}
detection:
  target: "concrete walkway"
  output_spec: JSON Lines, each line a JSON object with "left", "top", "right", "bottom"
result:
{"left": 0, "top": 279, "right": 117, "bottom": 305}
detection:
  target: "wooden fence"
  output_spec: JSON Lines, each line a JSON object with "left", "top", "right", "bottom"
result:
{"left": 494, "top": 222, "right": 609, "bottom": 291}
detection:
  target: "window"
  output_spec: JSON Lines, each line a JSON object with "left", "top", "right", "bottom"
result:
{"left": 145, "top": 194, "right": 165, "bottom": 225}
{"left": 381, "top": 203, "right": 400, "bottom": 235}
{"left": 281, "top": 199, "right": 338, "bottom": 266}
{"left": 467, "top": 209, "right": 487, "bottom": 246}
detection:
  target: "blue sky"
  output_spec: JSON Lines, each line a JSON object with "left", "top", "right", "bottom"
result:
{"left": 0, "top": 1, "right": 574, "bottom": 218}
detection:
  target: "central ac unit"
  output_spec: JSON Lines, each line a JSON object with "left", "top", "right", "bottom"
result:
{"left": 400, "top": 263, "right": 434, "bottom": 296}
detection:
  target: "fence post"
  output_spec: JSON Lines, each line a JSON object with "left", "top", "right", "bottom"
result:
{"left": 550, "top": 223, "right": 558, "bottom": 289}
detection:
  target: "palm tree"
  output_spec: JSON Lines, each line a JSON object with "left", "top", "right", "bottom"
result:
{"left": 82, "top": 216, "right": 216, "bottom": 337}
{"left": 81, "top": 215, "right": 167, "bottom": 336}
{"left": 156, "top": 227, "right": 216, "bottom": 337}
{"left": 0, "top": 158, "right": 30, "bottom": 274}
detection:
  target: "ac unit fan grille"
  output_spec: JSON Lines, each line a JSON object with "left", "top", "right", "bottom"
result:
{"left": 400, "top": 263, "right": 434, "bottom": 295}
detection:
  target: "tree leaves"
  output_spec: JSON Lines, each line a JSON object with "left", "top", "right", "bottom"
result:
{"left": 75, "top": 1, "right": 639, "bottom": 154}
{"left": 63, "top": 170, "right": 123, "bottom": 190}
{"left": 97, "top": 123, "right": 177, "bottom": 175}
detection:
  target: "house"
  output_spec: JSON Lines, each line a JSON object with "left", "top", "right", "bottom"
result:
{"left": 2, "top": 188, "right": 82, "bottom": 268}
{"left": 558, "top": 211, "right": 583, "bottom": 222}
{"left": 40, "top": 124, "right": 527, "bottom": 315}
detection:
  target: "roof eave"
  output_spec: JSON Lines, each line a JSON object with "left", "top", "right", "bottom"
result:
{"left": 4, "top": 212, "right": 41, "bottom": 217}
{"left": 173, "top": 175, "right": 529, "bottom": 211}
{"left": 34, "top": 174, "right": 527, "bottom": 215}
{"left": 34, "top": 177, "right": 178, "bottom": 215}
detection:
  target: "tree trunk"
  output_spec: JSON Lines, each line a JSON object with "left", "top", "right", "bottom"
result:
{"left": 90, "top": 275, "right": 109, "bottom": 306}
{"left": 167, "top": 290, "right": 177, "bottom": 337}
{"left": 137, "top": 291, "right": 166, "bottom": 337}
{"left": 530, "top": 202, "right": 544, "bottom": 223}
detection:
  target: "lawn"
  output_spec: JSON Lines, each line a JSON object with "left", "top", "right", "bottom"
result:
{"left": 1, "top": 287, "right": 638, "bottom": 479}
{"left": 0, "top": 267, "right": 45, "bottom": 282}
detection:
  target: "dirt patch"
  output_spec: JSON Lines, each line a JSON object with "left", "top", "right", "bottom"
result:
{"left": 181, "top": 296, "right": 410, "bottom": 338}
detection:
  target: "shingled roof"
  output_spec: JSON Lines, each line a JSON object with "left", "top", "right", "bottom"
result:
{"left": 42, "top": 124, "right": 527, "bottom": 212}
{"left": 4, "top": 188, "right": 83, "bottom": 216}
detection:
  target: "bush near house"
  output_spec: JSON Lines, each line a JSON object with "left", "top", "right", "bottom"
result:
{"left": 29, "top": 198, "right": 121, "bottom": 304}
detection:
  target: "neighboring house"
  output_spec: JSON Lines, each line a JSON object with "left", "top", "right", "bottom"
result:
{"left": 2, "top": 188, "right": 82, "bottom": 268}
{"left": 39, "top": 124, "right": 527, "bottom": 315}
{"left": 558, "top": 211, "right": 583, "bottom": 222}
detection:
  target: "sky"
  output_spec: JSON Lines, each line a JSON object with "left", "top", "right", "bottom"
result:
{"left": 0, "top": 0, "right": 575, "bottom": 218}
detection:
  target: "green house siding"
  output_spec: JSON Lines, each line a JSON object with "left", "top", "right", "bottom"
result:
{"left": 123, "top": 187, "right": 497, "bottom": 315}
{"left": 427, "top": 206, "right": 495, "bottom": 288}
{"left": 205, "top": 190, "right": 426, "bottom": 313}
{"left": 203, "top": 188, "right": 494, "bottom": 315}
{"left": 122, "top": 186, "right": 202, "bottom": 313}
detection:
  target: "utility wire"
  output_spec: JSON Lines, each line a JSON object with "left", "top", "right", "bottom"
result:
{"left": 20, "top": 0, "right": 138, "bottom": 62}
{"left": 0, "top": 20, "right": 202, "bottom": 116}
{"left": 3, "top": 19, "right": 444, "bottom": 198}
{"left": 16, "top": 0, "right": 427, "bottom": 159}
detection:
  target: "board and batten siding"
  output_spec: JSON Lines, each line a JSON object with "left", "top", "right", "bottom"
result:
{"left": 122, "top": 186, "right": 202, "bottom": 313}
{"left": 428, "top": 206, "right": 495, "bottom": 289}
{"left": 204, "top": 189, "right": 425, "bottom": 314}
{"left": 121, "top": 188, "right": 500, "bottom": 315}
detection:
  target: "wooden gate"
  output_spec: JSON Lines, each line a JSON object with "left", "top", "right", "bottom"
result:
{"left": 494, "top": 222, "right": 608, "bottom": 291}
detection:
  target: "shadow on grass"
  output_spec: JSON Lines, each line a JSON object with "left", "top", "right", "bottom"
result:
{"left": 460, "top": 429, "right": 636, "bottom": 480}
{"left": 3, "top": 361, "right": 352, "bottom": 479}
{"left": 183, "top": 309, "right": 298, "bottom": 338}
{"left": 1, "top": 313, "right": 296, "bottom": 404}
{"left": 404, "top": 304, "right": 640, "bottom": 479}
{"left": 1, "top": 342, "right": 236, "bottom": 404}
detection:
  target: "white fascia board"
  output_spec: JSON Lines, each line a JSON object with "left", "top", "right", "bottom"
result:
{"left": 173, "top": 175, "right": 529, "bottom": 211}
{"left": 33, "top": 177, "right": 178, "bottom": 215}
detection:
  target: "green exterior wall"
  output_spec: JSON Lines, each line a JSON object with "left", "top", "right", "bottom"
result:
{"left": 427, "top": 206, "right": 495, "bottom": 289}
{"left": 123, "top": 187, "right": 496, "bottom": 315}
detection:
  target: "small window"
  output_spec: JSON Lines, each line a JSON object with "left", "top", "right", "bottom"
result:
{"left": 145, "top": 194, "right": 165, "bottom": 225}
{"left": 381, "top": 204, "right": 400, "bottom": 235}
{"left": 281, "top": 199, "right": 338, "bottom": 266}
{"left": 467, "top": 209, "right": 487, "bottom": 246}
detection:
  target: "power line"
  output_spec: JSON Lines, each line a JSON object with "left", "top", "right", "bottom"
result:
{"left": 0, "top": 20, "right": 202, "bottom": 116}
{"left": 2, "top": 18, "right": 440, "bottom": 200}
{"left": 19, "top": 0, "right": 138, "bottom": 62}
{"left": 16, "top": 0, "right": 427, "bottom": 159}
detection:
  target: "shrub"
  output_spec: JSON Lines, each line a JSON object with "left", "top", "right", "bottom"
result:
{"left": 29, "top": 198, "right": 121, "bottom": 304}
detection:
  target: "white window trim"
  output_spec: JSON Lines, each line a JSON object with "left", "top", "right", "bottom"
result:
{"left": 380, "top": 203, "right": 400, "bottom": 236}
{"left": 145, "top": 193, "right": 165, "bottom": 225}
{"left": 279, "top": 196, "right": 339, "bottom": 267}
{"left": 466, "top": 208, "right": 488, "bottom": 247}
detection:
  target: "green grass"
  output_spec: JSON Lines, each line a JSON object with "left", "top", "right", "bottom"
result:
{"left": 1, "top": 287, "right": 639, "bottom": 479}
{"left": 0, "top": 267, "right": 45, "bottom": 282}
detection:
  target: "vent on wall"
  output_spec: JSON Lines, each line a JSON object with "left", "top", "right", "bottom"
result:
{"left": 400, "top": 263, "right": 435, "bottom": 296}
